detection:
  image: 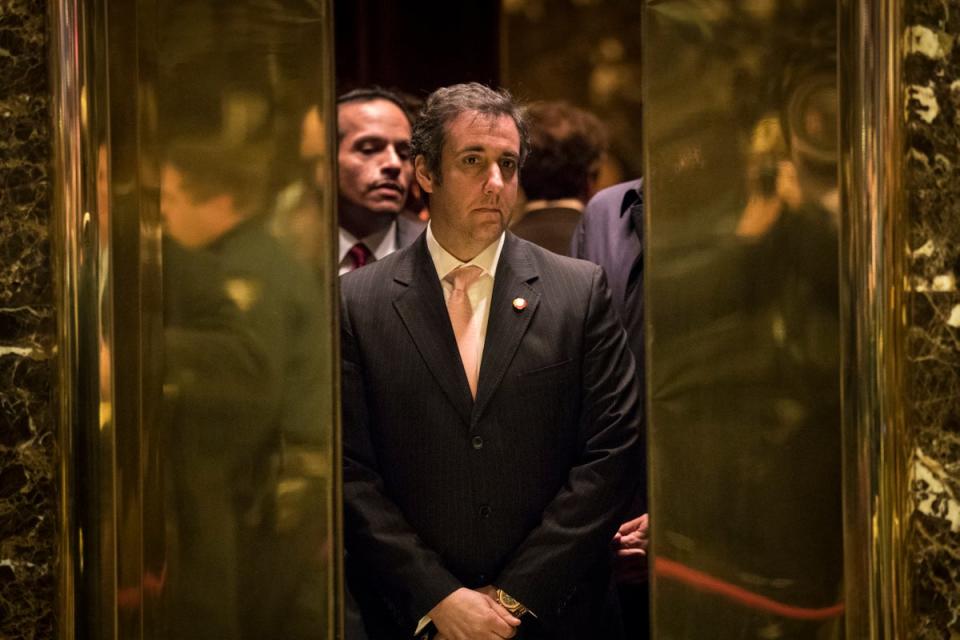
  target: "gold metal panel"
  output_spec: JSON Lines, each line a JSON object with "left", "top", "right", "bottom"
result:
{"left": 643, "top": 2, "right": 844, "bottom": 637}
{"left": 52, "top": 0, "right": 340, "bottom": 637}
{"left": 838, "top": 1, "right": 909, "bottom": 638}
{"left": 152, "top": 2, "right": 340, "bottom": 638}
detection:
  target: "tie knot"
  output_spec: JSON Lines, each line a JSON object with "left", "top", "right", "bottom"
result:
{"left": 348, "top": 242, "right": 372, "bottom": 269}
{"left": 444, "top": 265, "right": 483, "bottom": 292}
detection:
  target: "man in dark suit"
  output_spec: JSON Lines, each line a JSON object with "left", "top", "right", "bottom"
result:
{"left": 341, "top": 83, "right": 643, "bottom": 639}
{"left": 337, "top": 88, "right": 426, "bottom": 274}
{"left": 509, "top": 101, "right": 607, "bottom": 256}
{"left": 570, "top": 178, "right": 649, "bottom": 638}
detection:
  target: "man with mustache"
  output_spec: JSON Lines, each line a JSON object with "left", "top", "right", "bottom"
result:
{"left": 341, "top": 83, "right": 643, "bottom": 639}
{"left": 337, "top": 88, "right": 425, "bottom": 274}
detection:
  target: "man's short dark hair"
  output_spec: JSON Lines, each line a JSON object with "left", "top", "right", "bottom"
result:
{"left": 165, "top": 140, "right": 268, "bottom": 216}
{"left": 336, "top": 87, "right": 415, "bottom": 137}
{"left": 520, "top": 101, "right": 608, "bottom": 201}
{"left": 411, "top": 82, "right": 528, "bottom": 184}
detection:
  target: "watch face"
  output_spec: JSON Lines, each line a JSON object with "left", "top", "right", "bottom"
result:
{"left": 500, "top": 593, "right": 519, "bottom": 607}
{"left": 497, "top": 589, "right": 524, "bottom": 614}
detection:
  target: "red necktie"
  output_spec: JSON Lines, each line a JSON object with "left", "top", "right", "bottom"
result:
{"left": 444, "top": 265, "right": 484, "bottom": 398}
{"left": 348, "top": 243, "right": 373, "bottom": 270}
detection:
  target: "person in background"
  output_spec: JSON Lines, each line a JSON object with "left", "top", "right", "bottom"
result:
{"left": 571, "top": 177, "right": 650, "bottom": 639}
{"left": 510, "top": 101, "right": 607, "bottom": 256}
{"left": 337, "top": 87, "right": 425, "bottom": 274}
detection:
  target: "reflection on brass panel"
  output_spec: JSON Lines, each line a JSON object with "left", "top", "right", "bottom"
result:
{"left": 838, "top": 0, "right": 908, "bottom": 638}
{"left": 51, "top": 0, "right": 340, "bottom": 637}
{"left": 154, "top": 1, "right": 339, "bottom": 638}
{"left": 644, "top": 2, "right": 844, "bottom": 638}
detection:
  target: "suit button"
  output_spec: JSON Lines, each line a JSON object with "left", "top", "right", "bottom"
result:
{"left": 479, "top": 505, "right": 492, "bottom": 518}
{"left": 471, "top": 436, "right": 484, "bottom": 450}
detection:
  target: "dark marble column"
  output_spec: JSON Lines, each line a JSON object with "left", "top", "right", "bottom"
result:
{"left": 0, "top": 1, "right": 58, "bottom": 639}
{"left": 904, "top": 2, "right": 960, "bottom": 638}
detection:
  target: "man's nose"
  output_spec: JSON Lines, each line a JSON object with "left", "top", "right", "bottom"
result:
{"left": 380, "top": 145, "right": 404, "bottom": 176}
{"left": 483, "top": 164, "right": 504, "bottom": 194}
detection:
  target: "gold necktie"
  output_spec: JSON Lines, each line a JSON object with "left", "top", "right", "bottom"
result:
{"left": 444, "top": 265, "right": 484, "bottom": 398}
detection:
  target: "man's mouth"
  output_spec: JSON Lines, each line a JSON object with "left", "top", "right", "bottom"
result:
{"left": 369, "top": 182, "right": 404, "bottom": 196}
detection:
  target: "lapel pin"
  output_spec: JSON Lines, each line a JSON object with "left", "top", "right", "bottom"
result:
{"left": 512, "top": 297, "right": 527, "bottom": 312}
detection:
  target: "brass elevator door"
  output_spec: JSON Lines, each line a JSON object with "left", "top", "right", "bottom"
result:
{"left": 53, "top": 1, "right": 342, "bottom": 638}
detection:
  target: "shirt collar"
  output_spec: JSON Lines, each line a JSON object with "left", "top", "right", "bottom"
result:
{"left": 338, "top": 218, "right": 398, "bottom": 264}
{"left": 426, "top": 222, "right": 505, "bottom": 282}
{"left": 618, "top": 179, "right": 644, "bottom": 217}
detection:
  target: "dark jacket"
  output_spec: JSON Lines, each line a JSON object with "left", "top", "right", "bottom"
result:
{"left": 341, "top": 231, "right": 643, "bottom": 638}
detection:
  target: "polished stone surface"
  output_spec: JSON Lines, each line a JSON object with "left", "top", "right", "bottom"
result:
{"left": 904, "top": 1, "right": 960, "bottom": 637}
{"left": 0, "top": 0, "right": 57, "bottom": 638}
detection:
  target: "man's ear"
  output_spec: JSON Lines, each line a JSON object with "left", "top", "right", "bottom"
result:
{"left": 415, "top": 155, "right": 434, "bottom": 194}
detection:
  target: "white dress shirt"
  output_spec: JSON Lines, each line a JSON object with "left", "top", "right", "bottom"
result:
{"left": 426, "top": 223, "right": 505, "bottom": 373}
{"left": 338, "top": 219, "right": 398, "bottom": 275}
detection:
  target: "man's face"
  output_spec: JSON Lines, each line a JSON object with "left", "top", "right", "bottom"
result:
{"left": 416, "top": 111, "right": 520, "bottom": 256}
{"left": 337, "top": 99, "right": 413, "bottom": 215}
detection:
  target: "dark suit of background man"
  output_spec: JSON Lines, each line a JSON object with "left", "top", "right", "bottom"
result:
{"left": 341, "top": 82, "right": 643, "bottom": 640}
{"left": 570, "top": 178, "right": 649, "bottom": 639}
{"left": 509, "top": 101, "right": 607, "bottom": 257}
{"left": 337, "top": 88, "right": 426, "bottom": 274}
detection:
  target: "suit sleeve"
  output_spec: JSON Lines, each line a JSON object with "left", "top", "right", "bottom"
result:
{"left": 340, "top": 287, "right": 462, "bottom": 625}
{"left": 495, "top": 265, "right": 643, "bottom": 619}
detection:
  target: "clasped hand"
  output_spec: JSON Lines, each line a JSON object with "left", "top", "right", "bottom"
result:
{"left": 611, "top": 513, "right": 649, "bottom": 583}
{"left": 429, "top": 587, "right": 521, "bottom": 639}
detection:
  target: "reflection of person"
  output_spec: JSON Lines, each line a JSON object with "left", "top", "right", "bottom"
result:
{"left": 341, "top": 83, "right": 643, "bottom": 639}
{"left": 270, "top": 105, "right": 330, "bottom": 265}
{"left": 337, "top": 88, "right": 425, "bottom": 274}
{"left": 570, "top": 178, "right": 649, "bottom": 639}
{"left": 161, "top": 141, "right": 327, "bottom": 639}
{"left": 510, "top": 101, "right": 607, "bottom": 256}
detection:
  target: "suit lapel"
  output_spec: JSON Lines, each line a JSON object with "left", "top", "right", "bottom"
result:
{"left": 392, "top": 237, "right": 474, "bottom": 425}
{"left": 472, "top": 234, "right": 540, "bottom": 424}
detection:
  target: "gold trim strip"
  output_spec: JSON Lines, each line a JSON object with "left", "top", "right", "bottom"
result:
{"left": 51, "top": 0, "right": 120, "bottom": 636}
{"left": 323, "top": 2, "right": 344, "bottom": 636}
{"left": 49, "top": 0, "right": 80, "bottom": 635}
{"left": 839, "top": 0, "right": 909, "bottom": 637}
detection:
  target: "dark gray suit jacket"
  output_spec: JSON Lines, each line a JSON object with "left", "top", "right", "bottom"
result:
{"left": 341, "top": 231, "right": 643, "bottom": 638}
{"left": 570, "top": 180, "right": 645, "bottom": 515}
{"left": 396, "top": 214, "right": 427, "bottom": 249}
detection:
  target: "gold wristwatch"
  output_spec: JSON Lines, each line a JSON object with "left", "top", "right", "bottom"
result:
{"left": 495, "top": 588, "right": 528, "bottom": 616}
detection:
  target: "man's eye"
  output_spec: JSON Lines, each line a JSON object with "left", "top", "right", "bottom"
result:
{"left": 501, "top": 159, "right": 517, "bottom": 171}
{"left": 464, "top": 156, "right": 480, "bottom": 165}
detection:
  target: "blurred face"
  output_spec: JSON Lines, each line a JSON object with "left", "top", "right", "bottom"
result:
{"left": 415, "top": 111, "right": 520, "bottom": 260}
{"left": 337, "top": 99, "right": 413, "bottom": 215}
{"left": 161, "top": 165, "right": 232, "bottom": 248}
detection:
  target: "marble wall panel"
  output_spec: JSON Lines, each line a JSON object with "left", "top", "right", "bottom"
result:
{"left": 904, "top": 1, "right": 960, "bottom": 638}
{"left": 0, "top": 1, "right": 58, "bottom": 639}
